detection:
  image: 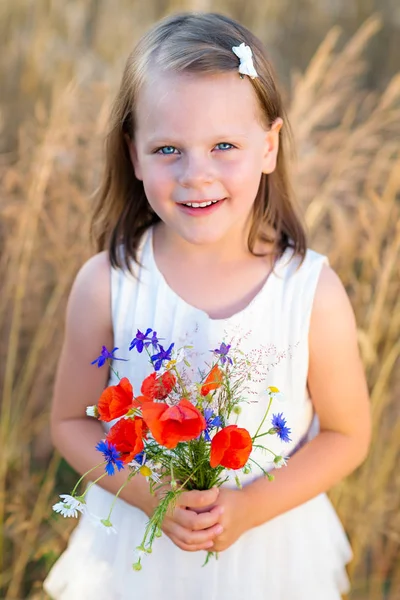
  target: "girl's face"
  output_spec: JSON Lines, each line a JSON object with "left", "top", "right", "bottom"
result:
{"left": 129, "top": 70, "right": 282, "bottom": 248}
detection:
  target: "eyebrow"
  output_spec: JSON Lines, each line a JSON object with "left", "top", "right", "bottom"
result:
{"left": 145, "top": 133, "right": 250, "bottom": 146}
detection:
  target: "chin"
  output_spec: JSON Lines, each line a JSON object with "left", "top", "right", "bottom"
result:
{"left": 176, "top": 223, "right": 234, "bottom": 247}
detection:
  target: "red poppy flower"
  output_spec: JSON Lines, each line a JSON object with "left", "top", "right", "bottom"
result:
{"left": 141, "top": 398, "right": 206, "bottom": 449}
{"left": 106, "top": 417, "right": 146, "bottom": 464}
{"left": 141, "top": 371, "right": 176, "bottom": 400}
{"left": 97, "top": 377, "right": 134, "bottom": 422}
{"left": 210, "top": 425, "right": 252, "bottom": 469}
{"left": 132, "top": 395, "right": 153, "bottom": 408}
{"left": 201, "top": 365, "right": 223, "bottom": 396}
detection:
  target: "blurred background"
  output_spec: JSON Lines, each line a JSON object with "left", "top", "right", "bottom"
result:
{"left": 0, "top": 0, "right": 399, "bottom": 598}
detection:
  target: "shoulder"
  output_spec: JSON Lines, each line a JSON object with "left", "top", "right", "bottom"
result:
{"left": 66, "top": 251, "right": 112, "bottom": 336}
{"left": 70, "top": 251, "right": 111, "bottom": 302}
{"left": 282, "top": 246, "right": 327, "bottom": 281}
{"left": 309, "top": 263, "right": 359, "bottom": 364}
{"left": 280, "top": 247, "right": 356, "bottom": 340}
{"left": 73, "top": 250, "right": 110, "bottom": 286}
{"left": 279, "top": 247, "right": 329, "bottom": 326}
{"left": 311, "top": 264, "right": 356, "bottom": 332}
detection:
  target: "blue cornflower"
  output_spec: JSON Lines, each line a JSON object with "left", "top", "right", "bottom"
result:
{"left": 129, "top": 328, "right": 153, "bottom": 353}
{"left": 271, "top": 413, "right": 292, "bottom": 443}
{"left": 133, "top": 451, "right": 145, "bottom": 466}
{"left": 96, "top": 440, "right": 124, "bottom": 476}
{"left": 91, "top": 346, "right": 128, "bottom": 368}
{"left": 203, "top": 408, "right": 223, "bottom": 442}
{"left": 151, "top": 343, "right": 174, "bottom": 371}
{"left": 212, "top": 342, "right": 233, "bottom": 366}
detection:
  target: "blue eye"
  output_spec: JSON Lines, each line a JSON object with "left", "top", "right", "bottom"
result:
{"left": 157, "top": 146, "right": 177, "bottom": 155}
{"left": 215, "top": 142, "right": 234, "bottom": 151}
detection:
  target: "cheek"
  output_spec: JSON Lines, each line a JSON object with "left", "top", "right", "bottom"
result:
{"left": 141, "top": 163, "right": 173, "bottom": 202}
{"left": 222, "top": 157, "right": 262, "bottom": 198}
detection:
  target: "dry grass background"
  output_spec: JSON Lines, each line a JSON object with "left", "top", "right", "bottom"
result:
{"left": 0, "top": 1, "right": 399, "bottom": 598}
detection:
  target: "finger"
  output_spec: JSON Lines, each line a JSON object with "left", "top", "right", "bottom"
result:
{"left": 169, "top": 535, "right": 214, "bottom": 552}
{"left": 178, "top": 487, "right": 219, "bottom": 509}
{"left": 210, "top": 539, "right": 226, "bottom": 553}
{"left": 164, "top": 519, "right": 223, "bottom": 547}
{"left": 174, "top": 505, "right": 223, "bottom": 531}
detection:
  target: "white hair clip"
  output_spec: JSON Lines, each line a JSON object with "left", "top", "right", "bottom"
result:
{"left": 232, "top": 42, "right": 258, "bottom": 79}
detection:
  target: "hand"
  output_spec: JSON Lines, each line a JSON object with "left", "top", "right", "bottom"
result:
{"left": 155, "top": 486, "right": 225, "bottom": 552}
{"left": 207, "top": 487, "right": 252, "bottom": 553}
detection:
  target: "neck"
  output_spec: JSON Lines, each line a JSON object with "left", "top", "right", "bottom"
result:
{"left": 153, "top": 222, "right": 264, "bottom": 267}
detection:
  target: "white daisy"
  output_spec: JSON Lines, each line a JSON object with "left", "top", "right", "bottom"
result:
{"left": 267, "top": 386, "right": 285, "bottom": 401}
{"left": 89, "top": 514, "right": 117, "bottom": 535}
{"left": 175, "top": 347, "right": 187, "bottom": 365}
{"left": 52, "top": 494, "right": 86, "bottom": 518}
{"left": 128, "top": 454, "right": 162, "bottom": 484}
{"left": 273, "top": 456, "right": 288, "bottom": 468}
{"left": 134, "top": 546, "right": 146, "bottom": 561}
{"left": 139, "top": 464, "right": 162, "bottom": 484}
{"left": 99, "top": 518, "right": 117, "bottom": 535}
{"left": 86, "top": 405, "right": 99, "bottom": 417}
{"left": 132, "top": 546, "right": 147, "bottom": 571}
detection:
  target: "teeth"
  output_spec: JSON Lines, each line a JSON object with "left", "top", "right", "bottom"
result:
{"left": 183, "top": 200, "right": 220, "bottom": 208}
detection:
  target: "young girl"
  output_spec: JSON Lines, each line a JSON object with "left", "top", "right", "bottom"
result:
{"left": 44, "top": 12, "right": 371, "bottom": 600}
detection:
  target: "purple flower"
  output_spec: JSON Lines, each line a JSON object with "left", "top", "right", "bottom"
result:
{"left": 203, "top": 408, "right": 223, "bottom": 442}
{"left": 91, "top": 346, "right": 128, "bottom": 368}
{"left": 212, "top": 342, "right": 233, "bottom": 366}
{"left": 96, "top": 440, "right": 124, "bottom": 476}
{"left": 129, "top": 328, "right": 153, "bottom": 353}
{"left": 150, "top": 331, "right": 162, "bottom": 351}
{"left": 151, "top": 343, "right": 174, "bottom": 371}
{"left": 271, "top": 413, "right": 292, "bottom": 443}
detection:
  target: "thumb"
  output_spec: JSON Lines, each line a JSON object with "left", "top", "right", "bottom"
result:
{"left": 178, "top": 486, "right": 219, "bottom": 509}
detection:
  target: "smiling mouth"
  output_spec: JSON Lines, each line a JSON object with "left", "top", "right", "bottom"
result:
{"left": 179, "top": 199, "right": 224, "bottom": 208}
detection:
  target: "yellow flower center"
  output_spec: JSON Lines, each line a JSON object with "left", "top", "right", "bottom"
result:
{"left": 268, "top": 386, "right": 280, "bottom": 394}
{"left": 139, "top": 465, "right": 152, "bottom": 477}
{"left": 165, "top": 360, "right": 176, "bottom": 370}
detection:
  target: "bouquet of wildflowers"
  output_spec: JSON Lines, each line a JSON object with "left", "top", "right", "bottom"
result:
{"left": 52, "top": 328, "right": 291, "bottom": 570}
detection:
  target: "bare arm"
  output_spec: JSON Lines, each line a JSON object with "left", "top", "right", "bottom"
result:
{"left": 50, "top": 252, "right": 152, "bottom": 513}
{"left": 209, "top": 265, "right": 372, "bottom": 551}
{"left": 51, "top": 253, "right": 223, "bottom": 551}
{"left": 242, "top": 264, "right": 372, "bottom": 527}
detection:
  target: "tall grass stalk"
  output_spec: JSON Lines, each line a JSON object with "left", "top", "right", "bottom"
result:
{"left": 0, "top": 4, "right": 399, "bottom": 599}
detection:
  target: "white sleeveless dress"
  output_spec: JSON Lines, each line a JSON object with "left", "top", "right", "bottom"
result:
{"left": 44, "top": 228, "right": 352, "bottom": 600}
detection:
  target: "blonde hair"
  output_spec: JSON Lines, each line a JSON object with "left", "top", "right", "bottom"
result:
{"left": 91, "top": 12, "right": 306, "bottom": 269}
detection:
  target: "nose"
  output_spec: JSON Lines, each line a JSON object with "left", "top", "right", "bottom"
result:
{"left": 176, "top": 153, "right": 215, "bottom": 189}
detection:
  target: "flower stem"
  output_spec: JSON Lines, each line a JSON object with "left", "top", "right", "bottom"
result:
{"left": 78, "top": 471, "right": 108, "bottom": 499}
{"left": 172, "top": 365, "right": 189, "bottom": 397}
{"left": 252, "top": 395, "right": 273, "bottom": 441}
{"left": 202, "top": 551, "right": 219, "bottom": 567}
{"left": 145, "top": 346, "right": 156, "bottom": 368}
{"left": 108, "top": 363, "right": 121, "bottom": 380}
{"left": 71, "top": 461, "right": 107, "bottom": 496}
{"left": 106, "top": 469, "right": 137, "bottom": 520}
{"left": 253, "top": 429, "right": 276, "bottom": 440}
{"left": 252, "top": 444, "right": 277, "bottom": 457}
{"left": 249, "top": 456, "right": 270, "bottom": 477}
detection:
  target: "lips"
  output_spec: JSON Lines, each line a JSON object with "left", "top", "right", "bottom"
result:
{"left": 176, "top": 198, "right": 225, "bottom": 216}
{"left": 178, "top": 198, "right": 224, "bottom": 208}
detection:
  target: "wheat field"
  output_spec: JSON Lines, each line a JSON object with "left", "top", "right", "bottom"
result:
{"left": 0, "top": 1, "right": 399, "bottom": 598}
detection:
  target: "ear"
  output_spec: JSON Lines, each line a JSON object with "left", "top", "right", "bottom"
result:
{"left": 261, "top": 117, "right": 283, "bottom": 175}
{"left": 125, "top": 134, "right": 143, "bottom": 181}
